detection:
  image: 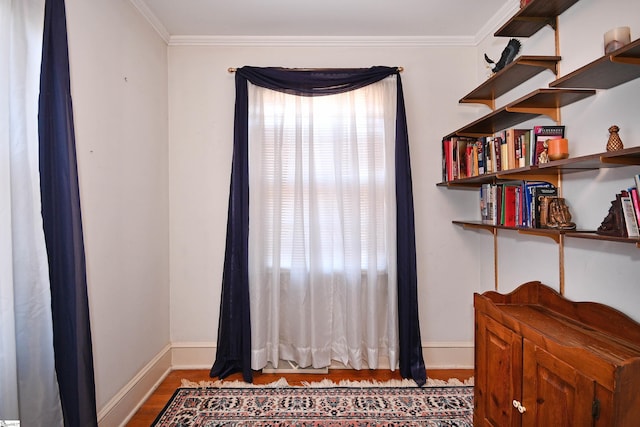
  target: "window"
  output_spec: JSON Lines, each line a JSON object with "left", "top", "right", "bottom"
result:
{"left": 248, "top": 77, "right": 397, "bottom": 273}
{"left": 247, "top": 76, "right": 399, "bottom": 370}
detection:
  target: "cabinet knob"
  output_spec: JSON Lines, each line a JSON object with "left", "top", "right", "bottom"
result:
{"left": 512, "top": 400, "right": 527, "bottom": 413}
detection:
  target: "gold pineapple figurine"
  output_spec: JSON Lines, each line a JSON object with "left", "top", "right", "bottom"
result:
{"left": 607, "top": 125, "right": 624, "bottom": 151}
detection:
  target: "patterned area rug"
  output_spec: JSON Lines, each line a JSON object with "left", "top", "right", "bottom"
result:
{"left": 152, "top": 379, "right": 474, "bottom": 426}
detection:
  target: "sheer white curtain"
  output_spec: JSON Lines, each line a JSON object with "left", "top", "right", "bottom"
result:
{"left": 0, "top": 0, "right": 64, "bottom": 424}
{"left": 248, "top": 76, "right": 398, "bottom": 371}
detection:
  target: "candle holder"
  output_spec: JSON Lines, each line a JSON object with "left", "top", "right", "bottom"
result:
{"left": 604, "top": 27, "right": 631, "bottom": 54}
{"left": 547, "top": 138, "right": 569, "bottom": 160}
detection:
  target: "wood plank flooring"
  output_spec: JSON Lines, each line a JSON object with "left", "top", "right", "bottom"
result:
{"left": 126, "top": 368, "right": 474, "bottom": 426}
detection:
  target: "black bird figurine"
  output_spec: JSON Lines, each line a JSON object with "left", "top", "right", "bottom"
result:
{"left": 484, "top": 38, "right": 521, "bottom": 73}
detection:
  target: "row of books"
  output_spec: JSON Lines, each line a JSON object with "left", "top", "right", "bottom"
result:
{"left": 480, "top": 181, "right": 557, "bottom": 228}
{"left": 441, "top": 125, "right": 565, "bottom": 182}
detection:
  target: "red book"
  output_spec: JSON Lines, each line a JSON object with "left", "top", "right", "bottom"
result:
{"left": 503, "top": 185, "right": 518, "bottom": 227}
{"left": 630, "top": 187, "right": 640, "bottom": 227}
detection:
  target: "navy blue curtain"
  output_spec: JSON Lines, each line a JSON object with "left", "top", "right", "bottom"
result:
{"left": 210, "top": 66, "right": 426, "bottom": 386}
{"left": 38, "top": 0, "right": 98, "bottom": 425}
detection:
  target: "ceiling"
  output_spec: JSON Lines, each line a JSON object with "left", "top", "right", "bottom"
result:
{"left": 135, "top": 0, "right": 513, "bottom": 41}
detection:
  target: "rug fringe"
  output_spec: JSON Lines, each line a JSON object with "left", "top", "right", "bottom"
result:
{"left": 181, "top": 376, "right": 474, "bottom": 388}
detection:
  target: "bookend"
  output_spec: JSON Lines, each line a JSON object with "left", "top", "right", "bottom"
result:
{"left": 597, "top": 194, "right": 627, "bottom": 237}
{"left": 540, "top": 196, "right": 576, "bottom": 230}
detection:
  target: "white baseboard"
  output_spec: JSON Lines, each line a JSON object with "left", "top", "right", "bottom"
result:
{"left": 101, "top": 341, "right": 474, "bottom": 426}
{"left": 170, "top": 341, "right": 474, "bottom": 370}
{"left": 171, "top": 342, "right": 216, "bottom": 369}
{"left": 422, "top": 341, "right": 474, "bottom": 369}
{"left": 97, "top": 344, "right": 172, "bottom": 427}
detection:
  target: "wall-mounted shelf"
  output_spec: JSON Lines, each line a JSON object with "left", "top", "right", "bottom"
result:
{"left": 445, "top": 88, "right": 595, "bottom": 139}
{"left": 495, "top": 0, "right": 581, "bottom": 38}
{"left": 460, "top": 56, "right": 561, "bottom": 109}
{"left": 437, "top": 146, "right": 640, "bottom": 187}
{"left": 550, "top": 38, "right": 640, "bottom": 89}
{"left": 454, "top": 220, "right": 640, "bottom": 248}
{"left": 566, "top": 232, "right": 640, "bottom": 248}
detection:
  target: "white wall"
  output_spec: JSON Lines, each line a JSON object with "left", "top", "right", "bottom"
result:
{"left": 167, "top": 43, "right": 483, "bottom": 357}
{"left": 66, "top": 0, "right": 170, "bottom": 415}
{"left": 474, "top": 0, "right": 640, "bottom": 317}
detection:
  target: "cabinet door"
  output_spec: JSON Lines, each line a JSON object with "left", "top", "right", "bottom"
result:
{"left": 522, "top": 339, "right": 595, "bottom": 427}
{"left": 475, "top": 313, "right": 523, "bottom": 427}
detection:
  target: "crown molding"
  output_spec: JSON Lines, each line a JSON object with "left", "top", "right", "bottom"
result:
{"left": 168, "top": 35, "right": 477, "bottom": 48}
{"left": 128, "top": 0, "right": 171, "bottom": 44}
{"left": 130, "top": 0, "right": 521, "bottom": 48}
{"left": 474, "top": 0, "right": 521, "bottom": 44}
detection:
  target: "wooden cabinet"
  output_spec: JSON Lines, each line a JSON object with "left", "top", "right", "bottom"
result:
{"left": 474, "top": 282, "right": 640, "bottom": 427}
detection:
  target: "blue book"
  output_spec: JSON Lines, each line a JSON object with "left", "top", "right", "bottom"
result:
{"left": 524, "top": 181, "right": 555, "bottom": 228}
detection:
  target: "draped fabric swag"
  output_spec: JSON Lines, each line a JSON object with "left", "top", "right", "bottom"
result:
{"left": 210, "top": 66, "right": 426, "bottom": 386}
{"left": 38, "top": 0, "right": 99, "bottom": 425}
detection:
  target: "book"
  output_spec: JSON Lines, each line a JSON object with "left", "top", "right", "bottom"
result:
{"left": 502, "top": 184, "right": 518, "bottom": 227}
{"left": 523, "top": 181, "right": 554, "bottom": 228}
{"left": 630, "top": 187, "right": 640, "bottom": 228}
{"left": 620, "top": 190, "right": 640, "bottom": 237}
{"left": 493, "top": 136, "right": 502, "bottom": 172}
{"left": 505, "top": 128, "right": 530, "bottom": 170}
{"left": 476, "top": 138, "right": 485, "bottom": 175}
{"left": 480, "top": 183, "right": 492, "bottom": 224}
{"left": 455, "top": 137, "right": 476, "bottom": 179}
{"left": 483, "top": 137, "right": 493, "bottom": 174}
{"left": 533, "top": 125, "right": 565, "bottom": 165}
{"left": 442, "top": 138, "right": 451, "bottom": 181}
{"left": 531, "top": 185, "right": 558, "bottom": 228}
{"left": 500, "top": 137, "right": 509, "bottom": 171}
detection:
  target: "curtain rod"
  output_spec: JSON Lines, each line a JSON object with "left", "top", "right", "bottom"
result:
{"left": 227, "top": 66, "right": 404, "bottom": 73}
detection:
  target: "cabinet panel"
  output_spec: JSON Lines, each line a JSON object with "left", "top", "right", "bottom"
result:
{"left": 522, "top": 339, "right": 595, "bottom": 427}
{"left": 475, "top": 313, "right": 522, "bottom": 427}
{"left": 474, "top": 282, "right": 640, "bottom": 427}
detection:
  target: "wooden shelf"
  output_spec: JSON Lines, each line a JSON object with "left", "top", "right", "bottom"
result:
{"left": 453, "top": 221, "right": 640, "bottom": 246}
{"left": 550, "top": 39, "right": 640, "bottom": 89}
{"left": 445, "top": 88, "right": 595, "bottom": 139}
{"left": 566, "top": 232, "right": 640, "bottom": 248}
{"left": 437, "top": 146, "right": 640, "bottom": 187}
{"left": 495, "top": 0, "right": 581, "bottom": 38}
{"left": 460, "top": 56, "right": 561, "bottom": 109}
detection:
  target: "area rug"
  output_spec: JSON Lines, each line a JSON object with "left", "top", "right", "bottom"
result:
{"left": 152, "top": 378, "right": 474, "bottom": 426}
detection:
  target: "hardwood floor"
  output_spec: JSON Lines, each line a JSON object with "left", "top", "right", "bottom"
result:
{"left": 126, "top": 368, "right": 474, "bottom": 426}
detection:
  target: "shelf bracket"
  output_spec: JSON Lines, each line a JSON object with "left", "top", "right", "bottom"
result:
{"left": 517, "top": 59, "right": 560, "bottom": 75}
{"left": 459, "top": 98, "right": 495, "bottom": 110}
{"left": 600, "top": 156, "right": 640, "bottom": 166}
{"left": 518, "top": 229, "right": 561, "bottom": 244}
{"left": 506, "top": 106, "right": 560, "bottom": 122}
{"left": 610, "top": 56, "right": 640, "bottom": 66}
{"left": 456, "top": 222, "right": 496, "bottom": 234}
